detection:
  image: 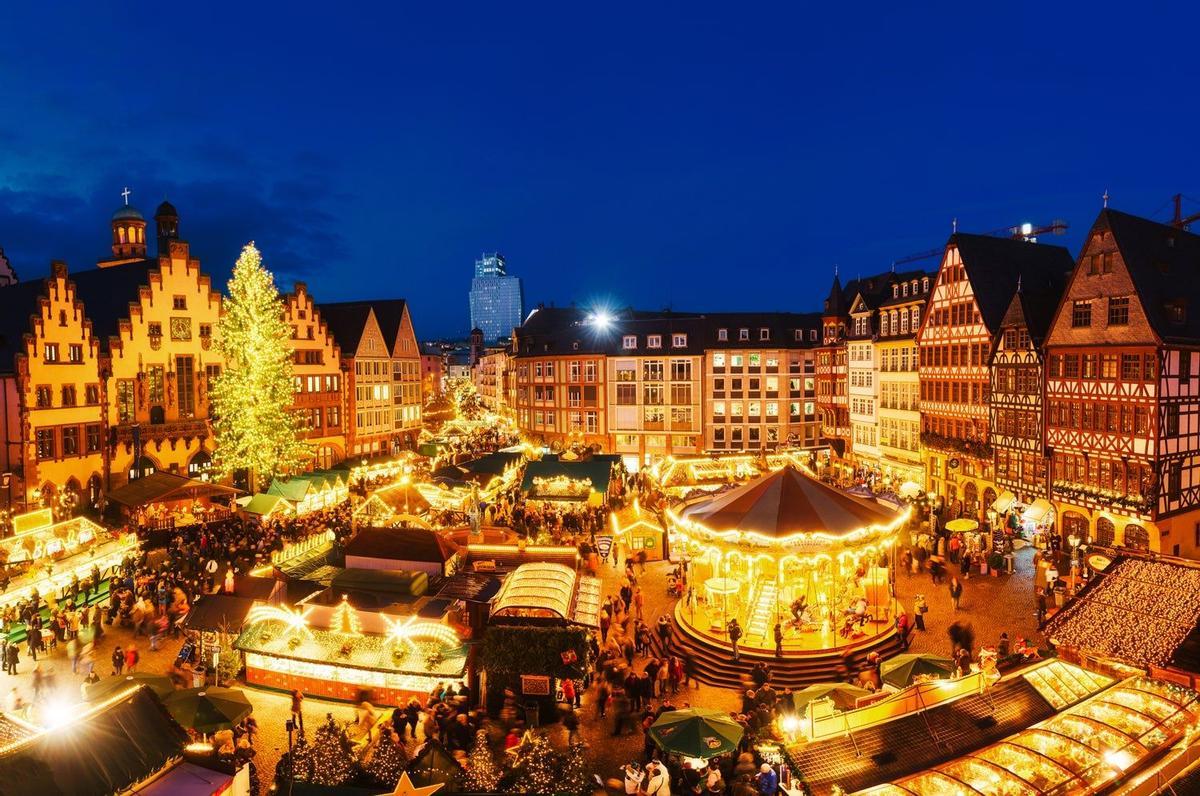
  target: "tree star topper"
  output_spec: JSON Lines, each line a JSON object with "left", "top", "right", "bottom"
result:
{"left": 383, "top": 771, "right": 444, "bottom": 796}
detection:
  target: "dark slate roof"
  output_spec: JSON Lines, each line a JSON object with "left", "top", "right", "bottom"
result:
{"left": 367, "top": 299, "right": 411, "bottom": 351}
{"left": 1099, "top": 208, "right": 1200, "bottom": 344}
{"left": 953, "top": 233, "right": 1075, "bottom": 335}
{"left": 180, "top": 594, "right": 256, "bottom": 632}
{"left": 877, "top": 269, "right": 937, "bottom": 309}
{"left": 513, "top": 307, "right": 823, "bottom": 357}
{"left": 344, "top": 526, "right": 461, "bottom": 563}
{"left": 1010, "top": 261, "right": 1069, "bottom": 346}
{"left": 315, "top": 302, "right": 374, "bottom": 353}
{"left": 822, "top": 274, "right": 844, "bottom": 316}
{"left": 0, "top": 685, "right": 189, "bottom": 796}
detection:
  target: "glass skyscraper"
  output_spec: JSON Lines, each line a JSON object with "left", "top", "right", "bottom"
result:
{"left": 469, "top": 253, "right": 524, "bottom": 341}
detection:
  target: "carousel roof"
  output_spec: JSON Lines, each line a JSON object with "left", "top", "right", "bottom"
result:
{"left": 680, "top": 465, "right": 900, "bottom": 538}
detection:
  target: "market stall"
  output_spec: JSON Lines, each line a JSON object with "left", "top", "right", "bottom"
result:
{"left": 647, "top": 451, "right": 810, "bottom": 498}
{"left": 609, "top": 502, "right": 666, "bottom": 562}
{"left": 489, "top": 562, "right": 603, "bottom": 628}
{"left": 666, "top": 465, "right": 908, "bottom": 653}
{"left": 353, "top": 481, "right": 431, "bottom": 526}
{"left": 236, "top": 593, "right": 467, "bottom": 707}
{"left": 265, "top": 470, "right": 349, "bottom": 515}
{"left": 343, "top": 526, "right": 462, "bottom": 577}
{"left": 520, "top": 454, "right": 621, "bottom": 510}
{"left": 106, "top": 472, "right": 239, "bottom": 531}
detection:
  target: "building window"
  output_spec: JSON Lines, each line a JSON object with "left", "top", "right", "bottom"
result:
{"left": 1108, "top": 297, "right": 1130, "bottom": 326}
{"left": 672, "top": 334, "right": 687, "bottom": 348}
{"left": 176, "top": 356, "right": 195, "bottom": 417}
{"left": 61, "top": 385, "right": 76, "bottom": 406}
{"left": 759, "top": 328, "right": 769, "bottom": 341}
{"left": 68, "top": 344, "right": 83, "bottom": 363}
{"left": 1071, "top": 301, "right": 1092, "bottom": 328}
{"left": 85, "top": 424, "right": 101, "bottom": 453}
{"left": 85, "top": 384, "right": 100, "bottom": 405}
{"left": 647, "top": 335, "right": 662, "bottom": 349}
{"left": 148, "top": 322, "right": 163, "bottom": 338}
{"left": 35, "top": 386, "right": 52, "bottom": 408}
{"left": 116, "top": 380, "right": 134, "bottom": 422}
{"left": 718, "top": 328, "right": 728, "bottom": 341}
{"left": 62, "top": 426, "right": 79, "bottom": 456}
{"left": 622, "top": 336, "right": 637, "bottom": 349}
{"left": 199, "top": 324, "right": 212, "bottom": 339}
{"left": 148, "top": 366, "right": 165, "bottom": 405}
{"left": 670, "top": 360, "right": 692, "bottom": 381}
{"left": 173, "top": 295, "right": 187, "bottom": 310}
{"left": 44, "top": 343, "right": 58, "bottom": 362}
{"left": 35, "top": 428, "right": 55, "bottom": 460}
{"left": 738, "top": 328, "right": 749, "bottom": 341}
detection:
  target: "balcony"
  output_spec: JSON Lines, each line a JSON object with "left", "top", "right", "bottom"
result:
{"left": 113, "top": 418, "right": 210, "bottom": 446}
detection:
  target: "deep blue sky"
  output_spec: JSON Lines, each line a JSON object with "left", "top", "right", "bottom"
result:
{"left": 2, "top": 3, "right": 1198, "bottom": 339}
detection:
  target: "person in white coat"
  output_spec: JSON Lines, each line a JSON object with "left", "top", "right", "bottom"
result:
{"left": 645, "top": 760, "right": 671, "bottom": 796}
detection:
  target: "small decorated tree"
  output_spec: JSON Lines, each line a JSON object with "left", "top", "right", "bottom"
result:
{"left": 309, "top": 713, "right": 357, "bottom": 786}
{"left": 363, "top": 728, "right": 410, "bottom": 787}
{"left": 557, "top": 742, "right": 591, "bottom": 796}
{"left": 461, "top": 730, "right": 501, "bottom": 792}
{"left": 507, "top": 730, "right": 557, "bottom": 794}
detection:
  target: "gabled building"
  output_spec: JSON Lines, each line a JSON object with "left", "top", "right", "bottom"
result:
{"left": 318, "top": 303, "right": 395, "bottom": 458}
{"left": 917, "top": 233, "right": 1074, "bottom": 519}
{"left": 1045, "top": 209, "right": 1200, "bottom": 557}
{"left": 817, "top": 275, "right": 852, "bottom": 459}
{"left": 989, "top": 267, "right": 1067, "bottom": 508}
{"left": 368, "top": 299, "right": 423, "bottom": 445}
{"left": 284, "top": 283, "right": 345, "bottom": 469}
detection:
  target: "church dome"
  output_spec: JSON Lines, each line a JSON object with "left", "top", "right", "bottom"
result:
{"left": 112, "top": 205, "right": 145, "bottom": 222}
{"left": 155, "top": 200, "right": 178, "bottom": 218}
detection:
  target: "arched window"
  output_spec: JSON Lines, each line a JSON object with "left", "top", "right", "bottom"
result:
{"left": 118, "top": 226, "right": 127, "bottom": 243}
{"left": 922, "top": 277, "right": 930, "bottom": 292}
{"left": 911, "top": 307, "right": 920, "bottom": 329}
{"left": 1094, "top": 517, "right": 1115, "bottom": 546}
{"left": 899, "top": 310, "right": 908, "bottom": 334}
{"left": 1123, "top": 524, "right": 1150, "bottom": 552}
{"left": 880, "top": 314, "right": 890, "bottom": 336}
{"left": 137, "top": 227, "right": 144, "bottom": 243}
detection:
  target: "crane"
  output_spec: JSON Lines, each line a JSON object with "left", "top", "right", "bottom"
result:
{"left": 890, "top": 218, "right": 1068, "bottom": 268}
{"left": 1170, "top": 194, "right": 1200, "bottom": 230}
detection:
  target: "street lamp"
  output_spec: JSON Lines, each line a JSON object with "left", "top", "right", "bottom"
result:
{"left": 400, "top": 469, "right": 412, "bottom": 514}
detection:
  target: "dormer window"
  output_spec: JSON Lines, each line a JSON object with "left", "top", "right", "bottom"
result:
{"left": 672, "top": 334, "right": 687, "bottom": 348}
{"left": 647, "top": 335, "right": 662, "bottom": 349}
{"left": 738, "top": 328, "right": 750, "bottom": 341}
{"left": 622, "top": 335, "right": 637, "bottom": 349}
{"left": 759, "top": 328, "right": 769, "bottom": 341}
{"left": 922, "top": 277, "right": 929, "bottom": 292}
{"left": 718, "top": 328, "right": 728, "bottom": 341}
{"left": 902, "top": 283, "right": 909, "bottom": 297}
{"left": 794, "top": 329, "right": 802, "bottom": 341}
{"left": 892, "top": 285, "right": 899, "bottom": 298}
{"left": 1166, "top": 301, "right": 1187, "bottom": 325}
{"left": 809, "top": 329, "right": 817, "bottom": 341}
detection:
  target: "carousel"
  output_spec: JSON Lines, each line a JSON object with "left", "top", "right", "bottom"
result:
{"left": 667, "top": 465, "right": 908, "bottom": 653}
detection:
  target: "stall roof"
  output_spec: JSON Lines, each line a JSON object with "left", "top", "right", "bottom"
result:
{"left": 243, "top": 493, "right": 294, "bottom": 517}
{"left": 459, "top": 451, "right": 522, "bottom": 478}
{"left": 180, "top": 594, "right": 256, "bottom": 633}
{"left": 491, "top": 562, "right": 601, "bottom": 627}
{"left": 106, "top": 472, "right": 240, "bottom": 507}
{"left": 1043, "top": 556, "right": 1200, "bottom": 670}
{"left": 344, "top": 526, "right": 460, "bottom": 564}
{"left": 436, "top": 572, "right": 504, "bottom": 603}
{"left": 130, "top": 762, "right": 234, "bottom": 795}
{"left": 0, "top": 685, "right": 189, "bottom": 796}
{"left": 681, "top": 464, "right": 900, "bottom": 537}
{"left": 521, "top": 455, "right": 615, "bottom": 497}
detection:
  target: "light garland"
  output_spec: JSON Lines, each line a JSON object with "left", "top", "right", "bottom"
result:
{"left": 330, "top": 596, "right": 363, "bottom": 638}
{"left": 381, "top": 615, "right": 461, "bottom": 654}
{"left": 245, "top": 604, "right": 314, "bottom": 638}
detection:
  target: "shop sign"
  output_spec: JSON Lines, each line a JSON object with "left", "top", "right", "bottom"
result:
{"left": 520, "top": 674, "right": 551, "bottom": 695}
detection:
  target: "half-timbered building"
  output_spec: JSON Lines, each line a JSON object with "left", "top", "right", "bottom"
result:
{"left": 1044, "top": 209, "right": 1200, "bottom": 557}
{"left": 817, "top": 275, "right": 851, "bottom": 464}
{"left": 988, "top": 269, "right": 1067, "bottom": 509}
{"left": 917, "top": 233, "right": 1075, "bottom": 519}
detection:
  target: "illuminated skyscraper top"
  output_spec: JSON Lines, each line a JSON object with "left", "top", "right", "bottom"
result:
{"left": 469, "top": 252, "right": 524, "bottom": 341}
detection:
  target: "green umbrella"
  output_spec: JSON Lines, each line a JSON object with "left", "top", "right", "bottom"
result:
{"left": 791, "top": 683, "right": 871, "bottom": 713}
{"left": 83, "top": 672, "right": 176, "bottom": 702}
{"left": 880, "top": 653, "right": 954, "bottom": 688}
{"left": 649, "top": 708, "right": 744, "bottom": 759}
{"left": 162, "top": 686, "right": 253, "bottom": 733}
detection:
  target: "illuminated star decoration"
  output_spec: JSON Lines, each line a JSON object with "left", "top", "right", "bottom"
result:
{"left": 382, "top": 771, "right": 444, "bottom": 796}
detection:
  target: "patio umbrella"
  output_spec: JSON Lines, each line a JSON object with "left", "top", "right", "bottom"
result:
{"left": 162, "top": 686, "right": 253, "bottom": 733}
{"left": 649, "top": 707, "right": 744, "bottom": 759}
{"left": 791, "top": 683, "right": 871, "bottom": 713}
{"left": 880, "top": 653, "right": 955, "bottom": 688}
{"left": 83, "top": 672, "right": 176, "bottom": 702}
{"left": 898, "top": 481, "right": 923, "bottom": 499}
{"left": 945, "top": 518, "right": 980, "bottom": 533}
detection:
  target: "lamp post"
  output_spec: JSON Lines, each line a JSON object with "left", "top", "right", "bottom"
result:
{"left": 1068, "top": 533, "right": 1082, "bottom": 593}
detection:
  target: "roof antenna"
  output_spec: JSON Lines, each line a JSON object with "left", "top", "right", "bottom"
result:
{"left": 891, "top": 261, "right": 896, "bottom": 273}
{"left": 952, "top": 217, "right": 958, "bottom": 233}
{"left": 1017, "top": 274, "right": 1023, "bottom": 293}
{"left": 1103, "top": 188, "right": 1109, "bottom": 208}
{"left": 834, "top": 264, "right": 839, "bottom": 277}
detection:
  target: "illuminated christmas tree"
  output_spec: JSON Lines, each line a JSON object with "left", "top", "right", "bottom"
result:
{"left": 211, "top": 242, "right": 307, "bottom": 488}
{"left": 558, "top": 742, "right": 590, "bottom": 796}
{"left": 309, "top": 713, "right": 357, "bottom": 786}
{"left": 331, "top": 596, "right": 363, "bottom": 637}
{"left": 363, "top": 729, "right": 410, "bottom": 787}
{"left": 461, "top": 730, "right": 501, "bottom": 792}
{"left": 508, "top": 730, "right": 556, "bottom": 794}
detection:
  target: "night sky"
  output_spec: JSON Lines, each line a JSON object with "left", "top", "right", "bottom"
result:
{"left": 2, "top": 3, "right": 1198, "bottom": 339}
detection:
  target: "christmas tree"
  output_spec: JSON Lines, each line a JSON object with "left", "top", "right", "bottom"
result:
{"left": 309, "top": 713, "right": 358, "bottom": 786}
{"left": 274, "top": 735, "right": 313, "bottom": 784}
{"left": 211, "top": 242, "right": 307, "bottom": 488}
{"left": 461, "top": 729, "right": 501, "bottom": 792}
{"left": 507, "top": 730, "right": 557, "bottom": 794}
{"left": 558, "top": 742, "right": 591, "bottom": 796}
{"left": 363, "top": 728, "right": 410, "bottom": 787}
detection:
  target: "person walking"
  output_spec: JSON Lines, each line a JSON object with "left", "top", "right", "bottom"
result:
{"left": 949, "top": 577, "right": 963, "bottom": 611}
{"left": 773, "top": 621, "right": 784, "bottom": 658}
{"left": 112, "top": 645, "right": 125, "bottom": 676}
{"left": 125, "top": 643, "right": 139, "bottom": 674}
{"left": 4, "top": 642, "right": 18, "bottom": 676}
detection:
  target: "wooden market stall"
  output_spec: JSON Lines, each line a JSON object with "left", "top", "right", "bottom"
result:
{"left": 106, "top": 471, "right": 240, "bottom": 531}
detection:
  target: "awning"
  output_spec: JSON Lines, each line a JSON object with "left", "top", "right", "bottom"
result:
{"left": 129, "top": 762, "right": 236, "bottom": 795}
{"left": 1022, "top": 498, "right": 1054, "bottom": 523}
{"left": 180, "top": 595, "right": 256, "bottom": 633}
{"left": 990, "top": 490, "right": 1017, "bottom": 513}
{"left": 106, "top": 471, "right": 240, "bottom": 507}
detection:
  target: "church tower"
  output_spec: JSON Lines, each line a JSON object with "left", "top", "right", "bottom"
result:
{"left": 102, "top": 187, "right": 148, "bottom": 267}
{"left": 155, "top": 200, "right": 180, "bottom": 254}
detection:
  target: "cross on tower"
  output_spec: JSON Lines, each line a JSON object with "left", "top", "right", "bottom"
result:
{"left": 1102, "top": 188, "right": 1110, "bottom": 208}
{"left": 121, "top": 186, "right": 131, "bottom": 206}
